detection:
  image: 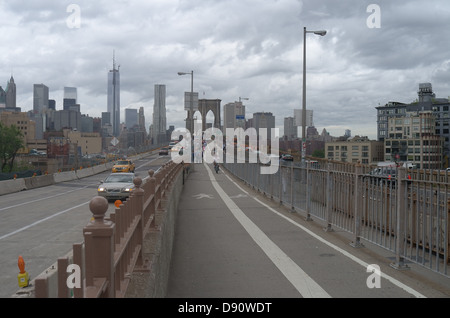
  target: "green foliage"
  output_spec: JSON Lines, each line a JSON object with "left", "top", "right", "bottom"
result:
{"left": 311, "top": 149, "right": 325, "bottom": 158}
{"left": 0, "top": 122, "right": 25, "bottom": 172}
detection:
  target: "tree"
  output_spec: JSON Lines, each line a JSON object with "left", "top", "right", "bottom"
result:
{"left": 0, "top": 122, "right": 24, "bottom": 172}
{"left": 311, "top": 149, "right": 325, "bottom": 159}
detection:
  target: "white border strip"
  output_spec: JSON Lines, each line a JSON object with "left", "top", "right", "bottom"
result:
{"left": 222, "top": 167, "right": 427, "bottom": 298}
{"left": 205, "top": 163, "right": 330, "bottom": 298}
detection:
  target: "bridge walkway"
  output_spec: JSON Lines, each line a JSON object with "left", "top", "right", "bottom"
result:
{"left": 166, "top": 163, "right": 450, "bottom": 298}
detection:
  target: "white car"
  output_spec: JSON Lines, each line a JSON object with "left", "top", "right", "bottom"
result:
{"left": 98, "top": 173, "right": 136, "bottom": 202}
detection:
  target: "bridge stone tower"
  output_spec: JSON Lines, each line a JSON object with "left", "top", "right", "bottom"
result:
{"left": 195, "top": 99, "right": 221, "bottom": 132}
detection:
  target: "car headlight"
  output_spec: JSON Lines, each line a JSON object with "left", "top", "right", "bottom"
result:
{"left": 98, "top": 187, "right": 106, "bottom": 192}
{"left": 122, "top": 187, "right": 133, "bottom": 192}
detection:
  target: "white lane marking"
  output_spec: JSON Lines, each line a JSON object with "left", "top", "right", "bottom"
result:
{"left": 137, "top": 156, "right": 161, "bottom": 169}
{"left": 0, "top": 185, "right": 90, "bottom": 212}
{"left": 193, "top": 193, "right": 214, "bottom": 200}
{"left": 0, "top": 201, "right": 90, "bottom": 241}
{"left": 204, "top": 163, "right": 330, "bottom": 298}
{"left": 222, "top": 169, "right": 427, "bottom": 298}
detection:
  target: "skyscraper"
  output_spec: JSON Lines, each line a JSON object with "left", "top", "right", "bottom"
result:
{"left": 139, "top": 107, "right": 146, "bottom": 132}
{"left": 63, "top": 87, "right": 77, "bottom": 110}
{"left": 5, "top": 76, "right": 16, "bottom": 108}
{"left": 33, "top": 84, "right": 49, "bottom": 114}
{"left": 152, "top": 84, "right": 167, "bottom": 144}
{"left": 223, "top": 101, "right": 246, "bottom": 132}
{"left": 107, "top": 54, "right": 120, "bottom": 137}
{"left": 125, "top": 108, "right": 138, "bottom": 130}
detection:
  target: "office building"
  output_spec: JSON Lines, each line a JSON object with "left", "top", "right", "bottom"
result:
{"left": 223, "top": 101, "right": 246, "bottom": 133}
{"left": 376, "top": 83, "right": 450, "bottom": 163}
{"left": 125, "top": 108, "right": 138, "bottom": 130}
{"left": 326, "top": 136, "right": 384, "bottom": 165}
{"left": 33, "top": 84, "right": 49, "bottom": 114}
{"left": 0, "top": 111, "right": 36, "bottom": 153}
{"left": 139, "top": 107, "right": 146, "bottom": 132}
{"left": 107, "top": 56, "right": 120, "bottom": 137}
{"left": 5, "top": 76, "right": 16, "bottom": 108}
{"left": 152, "top": 84, "right": 167, "bottom": 145}
{"left": 384, "top": 111, "right": 444, "bottom": 169}
{"left": 284, "top": 117, "right": 297, "bottom": 140}
{"left": 253, "top": 112, "right": 275, "bottom": 142}
{"left": 53, "top": 109, "right": 81, "bottom": 132}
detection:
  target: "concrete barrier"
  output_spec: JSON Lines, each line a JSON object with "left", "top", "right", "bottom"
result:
{"left": 105, "top": 162, "right": 114, "bottom": 170}
{"left": 24, "top": 175, "right": 55, "bottom": 190}
{"left": 92, "top": 164, "right": 107, "bottom": 175}
{"left": 0, "top": 178, "right": 27, "bottom": 195}
{"left": 53, "top": 171, "right": 77, "bottom": 183}
{"left": 75, "top": 167, "right": 95, "bottom": 179}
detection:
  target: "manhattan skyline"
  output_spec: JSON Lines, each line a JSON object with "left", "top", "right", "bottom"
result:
{"left": 1, "top": 1, "right": 450, "bottom": 140}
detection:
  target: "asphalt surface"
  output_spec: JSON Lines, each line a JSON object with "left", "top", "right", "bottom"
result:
{"left": 166, "top": 162, "right": 450, "bottom": 299}
{"left": 0, "top": 152, "right": 168, "bottom": 298}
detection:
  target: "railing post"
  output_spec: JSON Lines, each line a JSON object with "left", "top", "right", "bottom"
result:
{"left": 83, "top": 196, "right": 116, "bottom": 297}
{"left": 290, "top": 162, "right": 294, "bottom": 211}
{"left": 148, "top": 169, "right": 157, "bottom": 226}
{"left": 133, "top": 177, "right": 145, "bottom": 269}
{"left": 351, "top": 163, "right": 364, "bottom": 248}
{"left": 324, "top": 163, "right": 334, "bottom": 232}
{"left": 306, "top": 161, "right": 313, "bottom": 221}
{"left": 390, "top": 167, "right": 410, "bottom": 270}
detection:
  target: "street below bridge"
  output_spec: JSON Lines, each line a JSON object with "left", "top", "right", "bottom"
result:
{"left": 167, "top": 163, "right": 450, "bottom": 298}
{"left": 0, "top": 151, "right": 168, "bottom": 298}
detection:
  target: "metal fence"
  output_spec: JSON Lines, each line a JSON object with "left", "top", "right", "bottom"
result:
{"left": 223, "top": 160, "right": 450, "bottom": 277}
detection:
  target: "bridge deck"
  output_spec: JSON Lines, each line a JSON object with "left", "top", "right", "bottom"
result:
{"left": 166, "top": 163, "right": 450, "bottom": 298}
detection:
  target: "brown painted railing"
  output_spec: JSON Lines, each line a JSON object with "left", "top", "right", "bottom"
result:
{"left": 34, "top": 160, "right": 185, "bottom": 298}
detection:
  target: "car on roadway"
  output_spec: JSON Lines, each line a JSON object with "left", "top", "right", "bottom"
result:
{"left": 112, "top": 159, "right": 135, "bottom": 173}
{"left": 159, "top": 147, "right": 170, "bottom": 155}
{"left": 281, "top": 154, "right": 294, "bottom": 161}
{"left": 97, "top": 173, "right": 136, "bottom": 201}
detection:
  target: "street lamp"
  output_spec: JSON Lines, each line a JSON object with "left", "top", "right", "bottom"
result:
{"left": 302, "top": 27, "right": 326, "bottom": 165}
{"left": 178, "top": 71, "right": 194, "bottom": 134}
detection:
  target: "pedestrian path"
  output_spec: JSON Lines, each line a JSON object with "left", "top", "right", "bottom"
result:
{"left": 167, "top": 162, "right": 450, "bottom": 298}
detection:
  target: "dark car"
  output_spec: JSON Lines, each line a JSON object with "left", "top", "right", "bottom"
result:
{"left": 281, "top": 154, "right": 294, "bottom": 161}
{"left": 159, "top": 147, "right": 169, "bottom": 155}
{"left": 367, "top": 167, "right": 398, "bottom": 187}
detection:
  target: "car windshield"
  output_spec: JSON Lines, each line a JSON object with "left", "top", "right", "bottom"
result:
{"left": 105, "top": 174, "right": 134, "bottom": 183}
{"left": 116, "top": 161, "right": 130, "bottom": 165}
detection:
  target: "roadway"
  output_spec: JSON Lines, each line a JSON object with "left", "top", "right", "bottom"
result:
{"left": 0, "top": 151, "right": 169, "bottom": 298}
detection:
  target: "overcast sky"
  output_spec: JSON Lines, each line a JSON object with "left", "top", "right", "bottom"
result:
{"left": 1, "top": 0, "right": 450, "bottom": 139}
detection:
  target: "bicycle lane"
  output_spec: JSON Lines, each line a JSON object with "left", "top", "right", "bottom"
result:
{"left": 168, "top": 162, "right": 427, "bottom": 298}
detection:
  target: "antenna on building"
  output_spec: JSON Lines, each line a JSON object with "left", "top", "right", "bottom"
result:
{"left": 113, "top": 50, "right": 116, "bottom": 70}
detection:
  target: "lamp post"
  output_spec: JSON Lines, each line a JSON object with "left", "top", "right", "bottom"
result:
{"left": 302, "top": 27, "right": 326, "bottom": 165}
{"left": 178, "top": 71, "right": 194, "bottom": 134}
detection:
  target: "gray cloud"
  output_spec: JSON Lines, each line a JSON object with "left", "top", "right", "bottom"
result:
{"left": 1, "top": 0, "right": 450, "bottom": 139}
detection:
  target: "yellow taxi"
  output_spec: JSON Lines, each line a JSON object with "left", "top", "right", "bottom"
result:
{"left": 112, "top": 159, "right": 135, "bottom": 173}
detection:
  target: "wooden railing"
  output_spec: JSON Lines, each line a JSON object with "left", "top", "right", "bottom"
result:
{"left": 34, "top": 160, "right": 185, "bottom": 297}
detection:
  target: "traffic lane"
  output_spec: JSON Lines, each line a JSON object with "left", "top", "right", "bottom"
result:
{"left": 167, "top": 166, "right": 302, "bottom": 298}
{"left": 1, "top": 156, "right": 164, "bottom": 297}
{"left": 0, "top": 177, "right": 101, "bottom": 298}
{"left": 209, "top": 164, "right": 426, "bottom": 298}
